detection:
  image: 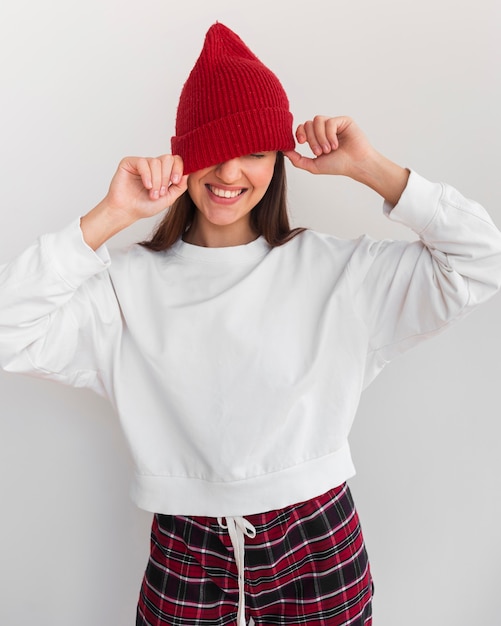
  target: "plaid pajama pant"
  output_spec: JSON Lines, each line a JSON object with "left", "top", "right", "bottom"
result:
{"left": 136, "top": 483, "right": 373, "bottom": 625}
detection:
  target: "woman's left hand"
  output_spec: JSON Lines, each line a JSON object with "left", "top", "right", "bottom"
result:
{"left": 284, "top": 116, "right": 375, "bottom": 178}
{"left": 284, "top": 115, "right": 410, "bottom": 205}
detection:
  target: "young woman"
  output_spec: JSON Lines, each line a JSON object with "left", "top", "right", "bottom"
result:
{"left": 1, "top": 22, "right": 501, "bottom": 626}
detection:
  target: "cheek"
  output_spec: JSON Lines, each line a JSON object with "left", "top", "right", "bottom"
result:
{"left": 187, "top": 177, "right": 204, "bottom": 208}
{"left": 253, "top": 164, "right": 276, "bottom": 191}
{"left": 186, "top": 175, "right": 198, "bottom": 196}
{"left": 187, "top": 168, "right": 211, "bottom": 195}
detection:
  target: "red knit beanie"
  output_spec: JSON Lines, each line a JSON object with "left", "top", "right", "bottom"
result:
{"left": 171, "top": 22, "right": 295, "bottom": 174}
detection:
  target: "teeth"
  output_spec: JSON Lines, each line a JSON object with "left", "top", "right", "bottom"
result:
{"left": 209, "top": 185, "right": 244, "bottom": 198}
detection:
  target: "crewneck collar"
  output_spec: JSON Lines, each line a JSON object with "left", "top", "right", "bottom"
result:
{"left": 170, "top": 235, "right": 271, "bottom": 263}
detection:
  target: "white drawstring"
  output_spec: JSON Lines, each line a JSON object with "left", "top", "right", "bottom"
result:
{"left": 217, "top": 515, "right": 256, "bottom": 626}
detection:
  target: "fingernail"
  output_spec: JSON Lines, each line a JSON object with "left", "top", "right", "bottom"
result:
{"left": 322, "top": 144, "right": 330, "bottom": 153}
{"left": 313, "top": 145, "right": 322, "bottom": 156}
{"left": 160, "top": 186, "right": 167, "bottom": 196}
{"left": 172, "top": 174, "right": 180, "bottom": 184}
{"left": 152, "top": 190, "right": 159, "bottom": 199}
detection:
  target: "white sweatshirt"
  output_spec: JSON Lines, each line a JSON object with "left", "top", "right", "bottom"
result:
{"left": 1, "top": 171, "right": 500, "bottom": 517}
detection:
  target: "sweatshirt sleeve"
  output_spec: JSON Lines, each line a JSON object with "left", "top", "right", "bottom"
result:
{"left": 0, "top": 218, "right": 120, "bottom": 395}
{"left": 359, "top": 170, "right": 501, "bottom": 386}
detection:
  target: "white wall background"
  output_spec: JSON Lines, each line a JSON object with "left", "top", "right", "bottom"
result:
{"left": 0, "top": 0, "right": 499, "bottom": 624}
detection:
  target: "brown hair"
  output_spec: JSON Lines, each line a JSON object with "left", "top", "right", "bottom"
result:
{"left": 139, "top": 152, "right": 305, "bottom": 252}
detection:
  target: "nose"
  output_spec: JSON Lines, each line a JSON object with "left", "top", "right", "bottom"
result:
{"left": 215, "top": 158, "right": 242, "bottom": 183}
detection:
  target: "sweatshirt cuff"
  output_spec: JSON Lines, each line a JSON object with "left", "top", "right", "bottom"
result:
{"left": 383, "top": 170, "right": 444, "bottom": 235}
{"left": 41, "top": 218, "right": 111, "bottom": 289}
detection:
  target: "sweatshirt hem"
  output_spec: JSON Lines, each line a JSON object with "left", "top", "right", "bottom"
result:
{"left": 129, "top": 443, "right": 356, "bottom": 517}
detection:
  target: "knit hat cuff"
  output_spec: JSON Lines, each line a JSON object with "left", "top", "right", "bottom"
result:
{"left": 172, "top": 108, "right": 295, "bottom": 174}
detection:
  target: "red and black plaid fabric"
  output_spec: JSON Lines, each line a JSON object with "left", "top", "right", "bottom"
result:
{"left": 136, "top": 483, "right": 373, "bottom": 625}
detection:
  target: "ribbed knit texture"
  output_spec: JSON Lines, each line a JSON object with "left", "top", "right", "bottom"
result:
{"left": 171, "top": 23, "right": 295, "bottom": 174}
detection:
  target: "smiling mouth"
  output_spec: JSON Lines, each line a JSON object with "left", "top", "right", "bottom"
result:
{"left": 207, "top": 184, "right": 247, "bottom": 199}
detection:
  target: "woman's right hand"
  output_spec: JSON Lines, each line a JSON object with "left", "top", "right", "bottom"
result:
{"left": 105, "top": 154, "right": 188, "bottom": 220}
{"left": 81, "top": 154, "right": 188, "bottom": 250}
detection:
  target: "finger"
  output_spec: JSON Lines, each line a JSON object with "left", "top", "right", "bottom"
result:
{"left": 148, "top": 158, "right": 163, "bottom": 200}
{"left": 158, "top": 155, "right": 175, "bottom": 197}
{"left": 170, "top": 155, "right": 185, "bottom": 186}
{"left": 165, "top": 173, "right": 188, "bottom": 204}
{"left": 283, "top": 150, "right": 317, "bottom": 174}
{"left": 325, "top": 117, "right": 345, "bottom": 150}
{"left": 134, "top": 157, "right": 154, "bottom": 191}
{"left": 303, "top": 120, "right": 323, "bottom": 157}
{"left": 295, "top": 124, "right": 307, "bottom": 144}
{"left": 312, "top": 116, "right": 332, "bottom": 154}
